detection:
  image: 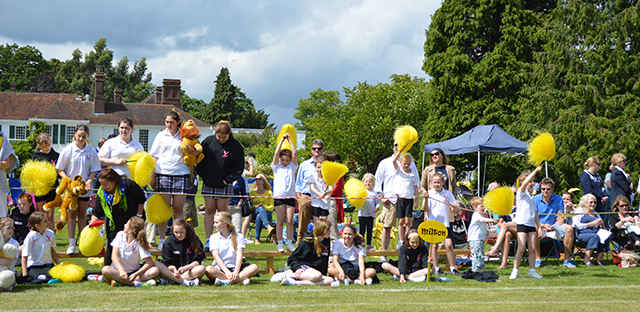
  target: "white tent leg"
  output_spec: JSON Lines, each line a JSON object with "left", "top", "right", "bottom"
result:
{"left": 477, "top": 149, "right": 481, "bottom": 196}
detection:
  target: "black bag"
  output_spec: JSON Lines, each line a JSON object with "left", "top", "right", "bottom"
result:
{"left": 241, "top": 199, "right": 252, "bottom": 217}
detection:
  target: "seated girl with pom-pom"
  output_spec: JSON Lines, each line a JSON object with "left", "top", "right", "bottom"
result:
{"left": 382, "top": 230, "right": 430, "bottom": 283}
{"left": 154, "top": 218, "right": 206, "bottom": 286}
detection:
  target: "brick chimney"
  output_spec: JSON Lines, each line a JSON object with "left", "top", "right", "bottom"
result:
{"left": 10, "top": 82, "right": 16, "bottom": 92}
{"left": 114, "top": 88, "right": 123, "bottom": 104}
{"left": 155, "top": 86, "right": 163, "bottom": 104}
{"left": 162, "top": 79, "right": 181, "bottom": 109}
{"left": 94, "top": 73, "right": 106, "bottom": 114}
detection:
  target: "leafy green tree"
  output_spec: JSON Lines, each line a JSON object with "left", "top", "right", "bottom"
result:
{"left": 10, "top": 122, "right": 47, "bottom": 177}
{"left": 181, "top": 90, "right": 208, "bottom": 120}
{"left": 0, "top": 44, "right": 52, "bottom": 92}
{"left": 293, "top": 89, "right": 341, "bottom": 131}
{"left": 206, "top": 67, "right": 237, "bottom": 124}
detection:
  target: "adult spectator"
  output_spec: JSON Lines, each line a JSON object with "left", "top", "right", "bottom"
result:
{"left": 420, "top": 147, "right": 458, "bottom": 224}
{"left": 98, "top": 117, "right": 144, "bottom": 178}
{"left": 196, "top": 121, "right": 245, "bottom": 251}
{"left": 575, "top": 194, "right": 608, "bottom": 267}
{"left": 374, "top": 142, "right": 418, "bottom": 259}
{"left": 534, "top": 178, "right": 576, "bottom": 268}
{"left": 580, "top": 156, "right": 609, "bottom": 224}
{"left": 241, "top": 173, "right": 274, "bottom": 244}
{"left": 149, "top": 111, "right": 189, "bottom": 250}
{"left": 609, "top": 153, "right": 632, "bottom": 206}
{"left": 608, "top": 195, "right": 640, "bottom": 251}
{"left": 295, "top": 139, "right": 325, "bottom": 244}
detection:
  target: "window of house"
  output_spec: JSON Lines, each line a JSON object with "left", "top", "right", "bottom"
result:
{"left": 113, "top": 128, "right": 119, "bottom": 136}
{"left": 138, "top": 129, "right": 149, "bottom": 151}
{"left": 14, "top": 125, "right": 27, "bottom": 140}
{"left": 66, "top": 126, "right": 76, "bottom": 144}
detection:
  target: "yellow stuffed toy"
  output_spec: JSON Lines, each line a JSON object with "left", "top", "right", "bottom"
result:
{"left": 0, "top": 234, "right": 18, "bottom": 290}
{"left": 180, "top": 119, "right": 204, "bottom": 167}
{"left": 79, "top": 220, "right": 106, "bottom": 256}
{"left": 44, "top": 175, "right": 89, "bottom": 231}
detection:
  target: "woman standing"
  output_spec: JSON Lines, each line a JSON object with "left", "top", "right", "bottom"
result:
{"left": 56, "top": 125, "right": 101, "bottom": 254}
{"left": 196, "top": 121, "right": 244, "bottom": 250}
{"left": 580, "top": 156, "right": 609, "bottom": 223}
{"left": 241, "top": 173, "right": 274, "bottom": 244}
{"left": 149, "top": 111, "right": 190, "bottom": 249}
{"left": 98, "top": 117, "right": 144, "bottom": 178}
{"left": 609, "top": 153, "right": 632, "bottom": 207}
{"left": 420, "top": 147, "right": 458, "bottom": 227}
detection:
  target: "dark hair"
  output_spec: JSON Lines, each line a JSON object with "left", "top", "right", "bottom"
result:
{"left": 18, "top": 192, "right": 33, "bottom": 204}
{"left": 540, "top": 177, "right": 555, "bottom": 188}
{"left": 118, "top": 117, "right": 134, "bottom": 128}
{"left": 98, "top": 137, "right": 107, "bottom": 148}
{"left": 173, "top": 218, "right": 201, "bottom": 254}
{"left": 612, "top": 195, "right": 631, "bottom": 213}
{"left": 562, "top": 192, "right": 574, "bottom": 200}
{"left": 28, "top": 212, "right": 47, "bottom": 231}
{"left": 165, "top": 110, "right": 182, "bottom": 127}
{"left": 215, "top": 121, "right": 232, "bottom": 135}
{"left": 36, "top": 133, "right": 51, "bottom": 145}
{"left": 76, "top": 124, "right": 90, "bottom": 135}
{"left": 279, "top": 149, "right": 292, "bottom": 158}
{"left": 342, "top": 223, "right": 364, "bottom": 247}
{"left": 324, "top": 151, "right": 342, "bottom": 163}
{"left": 97, "top": 168, "right": 125, "bottom": 187}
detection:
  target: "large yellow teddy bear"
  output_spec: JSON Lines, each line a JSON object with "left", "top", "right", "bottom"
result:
{"left": 180, "top": 119, "right": 205, "bottom": 167}
{"left": 44, "top": 175, "right": 89, "bottom": 231}
{"left": 0, "top": 234, "right": 18, "bottom": 290}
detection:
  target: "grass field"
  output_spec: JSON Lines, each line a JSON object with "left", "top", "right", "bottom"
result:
{"left": 4, "top": 198, "right": 640, "bottom": 311}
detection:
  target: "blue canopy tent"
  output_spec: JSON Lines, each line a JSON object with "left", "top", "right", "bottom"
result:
{"left": 422, "top": 124, "right": 528, "bottom": 195}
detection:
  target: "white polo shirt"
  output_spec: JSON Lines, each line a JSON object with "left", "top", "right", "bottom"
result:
{"left": 56, "top": 142, "right": 101, "bottom": 182}
{"left": 98, "top": 136, "right": 144, "bottom": 177}
{"left": 6, "top": 237, "right": 19, "bottom": 272}
{"left": 149, "top": 129, "right": 190, "bottom": 176}
{"left": 22, "top": 229, "right": 56, "bottom": 267}
{"left": 271, "top": 162, "right": 298, "bottom": 198}
{"left": 332, "top": 238, "right": 366, "bottom": 266}
{"left": 393, "top": 167, "right": 420, "bottom": 197}
{"left": 306, "top": 172, "right": 329, "bottom": 210}
{"left": 209, "top": 231, "right": 246, "bottom": 270}
{"left": 110, "top": 231, "right": 152, "bottom": 273}
{"left": 427, "top": 188, "right": 457, "bottom": 227}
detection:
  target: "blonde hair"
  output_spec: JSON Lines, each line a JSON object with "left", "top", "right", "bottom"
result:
{"left": 612, "top": 195, "right": 631, "bottom": 213}
{"left": 253, "top": 174, "right": 272, "bottom": 191}
{"left": 215, "top": 211, "right": 238, "bottom": 251}
{"left": 470, "top": 196, "right": 483, "bottom": 208}
{"left": 127, "top": 216, "right": 150, "bottom": 251}
{"left": 362, "top": 173, "right": 375, "bottom": 185}
{"left": 583, "top": 156, "right": 601, "bottom": 169}
{"left": 313, "top": 220, "right": 330, "bottom": 257}
{"left": 517, "top": 170, "right": 532, "bottom": 188}
{"left": 399, "top": 153, "right": 414, "bottom": 163}
{"left": 0, "top": 217, "right": 13, "bottom": 229}
{"left": 403, "top": 229, "right": 424, "bottom": 249}
{"left": 610, "top": 153, "right": 626, "bottom": 171}
{"left": 36, "top": 133, "right": 51, "bottom": 145}
{"left": 578, "top": 194, "right": 597, "bottom": 210}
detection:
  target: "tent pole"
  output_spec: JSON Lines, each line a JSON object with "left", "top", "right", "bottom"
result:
{"left": 477, "top": 149, "right": 481, "bottom": 196}
{"left": 422, "top": 151, "right": 425, "bottom": 175}
{"left": 482, "top": 155, "right": 487, "bottom": 196}
{"left": 545, "top": 161, "right": 548, "bottom": 178}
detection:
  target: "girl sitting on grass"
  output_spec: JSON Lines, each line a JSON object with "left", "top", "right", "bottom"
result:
{"left": 281, "top": 219, "right": 334, "bottom": 286}
{"left": 381, "top": 230, "right": 430, "bottom": 283}
{"left": 21, "top": 212, "right": 59, "bottom": 281}
{"left": 155, "top": 218, "right": 206, "bottom": 286}
{"left": 205, "top": 211, "right": 259, "bottom": 285}
{"left": 102, "top": 216, "right": 159, "bottom": 286}
{"left": 328, "top": 223, "right": 377, "bottom": 285}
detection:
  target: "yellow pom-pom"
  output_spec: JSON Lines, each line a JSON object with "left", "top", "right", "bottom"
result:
{"left": 79, "top": 221, "right": 105, "bottom": 256}
{"left": 128, "top": 151, "right": 156, "bottom": 187}
{"left": 528, "top": 132, "right": 555, "bottom": 165}
{"left": 344, "top": 178, "right": 368, "bottom": 208}
{"left": 87, "top": 257, "right": 104, "bottom": 266}
{"left": 393, "top": 125, "right": 419, "bottom": 153}
{"left": 321, "top": 161, "right": 349, "bottom": 187}
{"left": 49, "top": 262, "right": 86, "bottom": 283}
{"left": 483, "top": 186, "right": 515, "bottom": 216}
{"left": 146, "top": 194, "right": 173, "bottom": 224}
{"left": 276, "top": 124, "right": 297, "bottom": 151}
{"left": 20, "top": 160, "right": 58, "bottom": 196}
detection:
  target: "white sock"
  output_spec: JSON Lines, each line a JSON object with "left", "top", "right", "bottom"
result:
{"left": 529, "top": 268, "right": 536, "bottom": 274}
{"left": 69, "top": 238, "right": 76, "bottom": 245}
{"left": 182, "top": 279, "right": 191, "bottom": 286}
{"left": 398, "top": 240, "right": 403, "bottom": 244}
{"left": 286, "top": 240, "right": 291, "bottom": 245}
{"left": 450, "top": 266, "right": 456, "bottom": 272}
{"left": 512, "top": 268, "right": 519, "bottom": 273}
{"left": 278, "top": 240, "right": 284, "bottom": 245}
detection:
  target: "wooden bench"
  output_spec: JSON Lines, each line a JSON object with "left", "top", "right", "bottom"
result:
{"left": 58, "top": 248, "right": 470, "bottom": 275}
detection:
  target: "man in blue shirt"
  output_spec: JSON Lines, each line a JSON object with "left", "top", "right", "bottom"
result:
{"left": 295, "top": 139, "right": 324, "bottom": 244}
{"left": 535, "top": 177, "right": 576, "bottom": 268}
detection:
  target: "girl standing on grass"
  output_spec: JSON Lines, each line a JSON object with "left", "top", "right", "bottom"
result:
{"left": 205, "top": 211, "right": 258, "bottom": 285}
{"left": 359, "top": 173, "right": 379, "bottom": 250}
{"left": 392, "top": 148, "right": 420, "bottom": 248}
{"left": 281, "top": 219, "right": 334, "bottom": 286}
{"left": 21, "top": 212, "right": 59, "bottom": 281}
{"left": 381, "top": 230, "right": 430, "bottom": 283}
{"left": 56, "top": 125, "right": 101, "bottom": 254}
{"left": 510, "top": 166, "right": 543, "bottom": 280}
{"left": 271, "top": 132, "right": 298, "bottom": 252}
{"left": 102, "top": 216, "right": 159, "bottom": 287}
{"left": 328, "top": 224, "right": 377, "bottom": 285}
{"left": 425, "top": 173, "right": 459, "bottom": 276}
{"left": 155, "top": 218, "right": 206, "bottom": 286}
{"left": 308, "top": 159, "right": 332, "bottom": 223}
{"left": 31, "top": 133, "right": 59, "bottom": 231}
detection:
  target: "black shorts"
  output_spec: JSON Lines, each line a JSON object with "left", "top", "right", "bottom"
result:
{"left": 339, "top": 261, "right": 361, "bottom": 280}
{"left": 446, "top": 226, "right": 454, "bottom": 240}
{"left": 35, "top": 189, "right": 57, "bottom": 203}
{"left": 396, "top": 198, "right": 414, "bottom": 219}
{"left": 78, "top": 196, "right": 89, "bottom": 202}
{"left": 517, "top": 224, "right": 536, "bottom": 233}
{"left": 274, "top": 198, "right": 296, "bottom": 207}
{"left": 312, "top": 207, "right": 329, "bottom": 217}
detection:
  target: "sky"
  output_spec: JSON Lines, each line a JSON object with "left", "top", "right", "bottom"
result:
{"left": 0, "top": 0, "right": 441, "bottom": 128}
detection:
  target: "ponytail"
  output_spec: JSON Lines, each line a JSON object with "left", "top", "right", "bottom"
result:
{"left": 129, "top": 216, "right": 150, "bottom": 251}
{"left": 313, "top": 220, "right": 330, "bottom": 257}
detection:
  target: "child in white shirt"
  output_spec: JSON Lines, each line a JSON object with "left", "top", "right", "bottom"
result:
{"left": 467, "top": 197, "right": 496, "bottom": 272}
{"left": 21, "top": 212, "right": 59, "bottom": 281}
{"left": 424, "top": 173, "right": 459, "bottom": 275}
{"left": 392, "top": 149, "right": 420, "bottom": 248}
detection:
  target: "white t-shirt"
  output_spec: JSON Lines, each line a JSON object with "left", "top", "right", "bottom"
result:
{"left": 149, "top": 129, "right": 190, "bottom": 176}
{"left": 358, "top": 190, "right": 379, "bottom": 218}
{"left": 271, "top": 162, "right": 298, "bottom": 197}
{"left": 210, "top": 232, "right": 246, "bottom": 269}
{"left": 98, "top": 136, "right": 144, "bottom": 177}
{"left": 110, "top": 231, "right": 152, "bottom": 273}
{"left": 56, "top": 142, "right": 101, "bottom": 182}
{"left": 393, "top": 167, "right": 420, "bottom": 197}
{"left": 427, "top": 188, "right": 457, "bottom": 227}
{"left": 22, "top": 229, "right": 56, "bottom": 267}
{"left": 467, "top": 212, "right": 488, "bottom": 241}
{"left": 6, "top": 237, "right": 19, "bottom": 272}
{"left": 513, "top": 188, "right": 537, "bottom": 227}
{"left": 306, "top": 172, "right": 328, "bottom": 210}
{"left": 332, "top": 238, "right": 366, "bottom": 266}
{"left": 374, "top": 155, "right": 419, "bottom": 204}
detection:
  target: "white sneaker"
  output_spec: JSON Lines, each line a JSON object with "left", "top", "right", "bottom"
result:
{"left": 344, "top": 279, "right": 350, "bottom": 286}
{"left": 396, "top": 241, "right": 403, "bottom": 250}
{"left": 287, "top": 244, "right": 296, "bottom": 252}
{"left": 354, "top": 279, "right": 362, "bottom": 285}
{"left": 277, "top": 243, "right": 285, "bottom": 252}
{"left": 330, "top": 280, "right": 340, "bottom": 287}
{"left": 365, "top": 278, "right": 372, "bottom": 285}
{"left": 66, "top": 244, "right": 76, "bottom": 255}
{"left": 270, "top": 272, "right": 286, "bottom": 283}
{"left": 379, "top": 256, "right": 387, "bottom": 263}
{"left": 158, "top": 239, "right": 165, "bottom": 251}
{"left": 242, "top": 278, "right": 250, "bottom": 285}
{"left": 509, "top": 270, "right": 518, "bottom": 280}
{"left": 192, "top": 278, "right": 200, "bottom": 286}
{"left": 214, "top": 278, "right": 230, "bottom": 286}
{"left": 408, "top": 275, "right": 426, "bottom": 282}
{"left": 281, "top": 277, "right": 296, "bottom": 286}
{"left": 528, "top": 271, "right": 543, "bottom": 279}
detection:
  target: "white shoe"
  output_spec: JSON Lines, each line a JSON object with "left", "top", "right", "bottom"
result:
{"left": 528, "top": 271, "right": 543, "bottom": 279}
{"left": 287, "top": 244, "right": 296, "bottom": 252}
{"left": 330, "top": 280, "right": 340, "bottom": 287}
{"left": 281, "top": 277, "right": 296, "bottom": 286}
{"left": 277, "top": 243, "right": 285, "bottom": 253}
{"left": 242, "top": 278, "right": 250, "bottom": 285}
{"left": 158, "top": 239, "right": 165, "bottom": 251}
{"left": 396, "top": 242, "right": 403, "bottom": 250}
{"left": 270, "top": 272, "right": 286, "bottom": 283}
{"left": 509, "top": 270, "right": 518, "bottom": 280}
{"left": 408, "top": 275, "right": 426, "bottom": 282}
{"left": 66, "top": 244, "right": 76, "bottom": 255}
{"left": 365, "top": 278, "right": 372, "bottom": 285}
{"left": 379, "top": 256, "right": 387, "bottom": 263}
{"left": 192, "top": 278, "right": 200, "bottom": 286}
{"left": 214, "top": 278, "right": 230, "bottom": 286}
{"left": 344, "top": 279, "right": 350, "bottom": 286}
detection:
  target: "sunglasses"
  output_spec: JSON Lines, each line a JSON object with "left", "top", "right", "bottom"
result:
{"left": 541, "top": 187, "right": 552, "bottom": 191}
{"left": 594, "top": 162, "right": 601, "bottom": 166}
{"left": 619, "top": 204, "right": 629, "bottom": 208}
{"left": 430, "top": 152, "right": 440, "bottom": 157}
{"left": 588, "top": 201, "right": 597, "bottom": 204}
{"left": 255, "top": 178, "right": 263, "bottom": 181}
{"left": 311, "top": 147, "right": 323, "bottom": 151}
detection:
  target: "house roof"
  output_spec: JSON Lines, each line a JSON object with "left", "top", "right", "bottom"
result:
{"left": 0, "top": 91, "right": 212, "bottom": 128}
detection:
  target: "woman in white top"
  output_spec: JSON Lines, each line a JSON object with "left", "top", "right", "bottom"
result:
{"left": 56, "top": 125, "right": 101, "bottom": 254}
{"left": 205, "top": 211, "right": 258, "bottom": 285}
{"left": 98, "top": 117, "right": 144, "bottom": 178}
{"left": 149, "top": 111, "right": 190, "bottom": 249}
